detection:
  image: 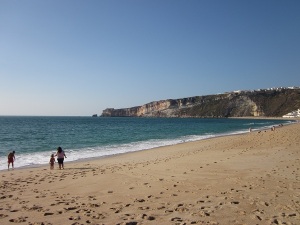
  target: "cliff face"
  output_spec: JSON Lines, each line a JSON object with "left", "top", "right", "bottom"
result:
{"left": 101, "top": 88, "right": 300, "bottom": 118}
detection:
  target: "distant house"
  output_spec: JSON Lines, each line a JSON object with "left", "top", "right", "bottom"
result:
{"left": 283, "top": 109, "right": 300, "bottom": 118}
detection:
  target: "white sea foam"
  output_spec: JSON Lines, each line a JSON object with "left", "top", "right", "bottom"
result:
{"left": 0, "top": 131, "right": 242, "bottom": 171}
{"left": 0, "top": 121, "right": 294, "bottom": 171}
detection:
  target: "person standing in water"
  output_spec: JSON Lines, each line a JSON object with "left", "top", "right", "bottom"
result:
{"left": 8, "top": 151, "right": 15, "bottom": 170}
{"left": 55, "top": 147, "right": 67, "bottom": 169}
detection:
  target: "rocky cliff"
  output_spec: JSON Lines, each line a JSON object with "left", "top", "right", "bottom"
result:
{"left": 101, "top": 88, "right": 300, "bottom": 118}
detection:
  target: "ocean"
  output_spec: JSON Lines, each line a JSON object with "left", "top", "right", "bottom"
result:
{"left": 0, "top": 116, "right": 293, "bottom": 171}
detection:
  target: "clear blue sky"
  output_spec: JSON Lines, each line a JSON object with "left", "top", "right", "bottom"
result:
{"left": 1, "top": 0, "right": 299, "bottom": 116}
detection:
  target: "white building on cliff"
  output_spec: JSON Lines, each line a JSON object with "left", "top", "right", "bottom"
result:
{"left": 283, "top": 109, "right": 300, "bottom": 118}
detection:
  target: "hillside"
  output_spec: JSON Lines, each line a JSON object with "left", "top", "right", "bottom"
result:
{"left": 101, "top": 87, "right": 300, "bottom": 118}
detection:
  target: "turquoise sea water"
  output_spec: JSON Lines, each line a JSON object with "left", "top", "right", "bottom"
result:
{"left": 0, "top": 116, "right": 293, "bottom": 170}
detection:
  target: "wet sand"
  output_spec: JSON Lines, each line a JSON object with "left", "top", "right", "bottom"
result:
{"left": 1, "top": 122, "right": 299, "bottom": 225}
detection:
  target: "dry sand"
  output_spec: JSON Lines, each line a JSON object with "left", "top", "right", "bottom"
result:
{"left": 0, "top": 122, "right": 299, "bottom": 225}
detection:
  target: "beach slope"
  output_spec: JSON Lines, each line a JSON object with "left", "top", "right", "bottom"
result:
{"left": 1, "top": 123, "right": 299, "bottom": 225}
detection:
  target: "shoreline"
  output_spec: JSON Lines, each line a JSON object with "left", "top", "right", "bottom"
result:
{"left": 0, "top": 122, "right": 299, "bottom": 224}
{"left": 1, "top": 118, "right": 295, "bottom": 172}
{"left": 231, "top": 116, "right": 300, "bottom": 121}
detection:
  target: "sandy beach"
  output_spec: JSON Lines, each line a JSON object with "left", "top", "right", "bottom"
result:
{"left": 1, "top": 122, "right": 299, "bottom": 225}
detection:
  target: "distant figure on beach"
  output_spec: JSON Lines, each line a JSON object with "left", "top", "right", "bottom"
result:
{"left": 249, "top": 127, "right": 252, "bottom": 132}
{"left": 49, "top": 154, "right": 55, "bottom": 170}
{"left": 55, "top": 147, "right": 67, "bottom": 169}
{"left": 8, "top": 151, "right": 15, "bottom": 170}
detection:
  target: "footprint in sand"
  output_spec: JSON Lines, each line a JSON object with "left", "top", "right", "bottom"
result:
{"left": 0, "top": 214, "right": 8, "bottom": 218}
{"left": 9, "top": 216, "right": 28, "bottom": 223}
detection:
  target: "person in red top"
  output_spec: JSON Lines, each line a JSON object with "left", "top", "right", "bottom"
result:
{"left": 8, "top": 151, "right": 15, "bottom": 170}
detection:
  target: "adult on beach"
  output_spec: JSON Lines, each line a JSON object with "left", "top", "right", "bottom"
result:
{"left": 55, "top": 147, "right": 67, "bottom": 169}
{"left": 7, "top": 151, "right": 15, "bottom": 170}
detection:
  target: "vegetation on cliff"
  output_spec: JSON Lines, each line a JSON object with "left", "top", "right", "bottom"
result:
{"left": 101, "top": 87, "right": 300, "bottom": 118}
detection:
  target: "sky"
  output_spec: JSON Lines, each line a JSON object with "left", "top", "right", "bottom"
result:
{"left": 0, "top": 0, "right": 299, "bottom": 116}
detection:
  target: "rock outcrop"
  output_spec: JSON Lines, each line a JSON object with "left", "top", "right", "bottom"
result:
{"left": 101, "top": 88, "right": 300, "bottom": 118}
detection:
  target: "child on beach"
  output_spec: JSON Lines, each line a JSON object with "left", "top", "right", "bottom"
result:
{"left": 49, "top": 154, "right": 55, "bottom": 170}
{"left": 7, "top": 151, "right": 15, "bottom": 170}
